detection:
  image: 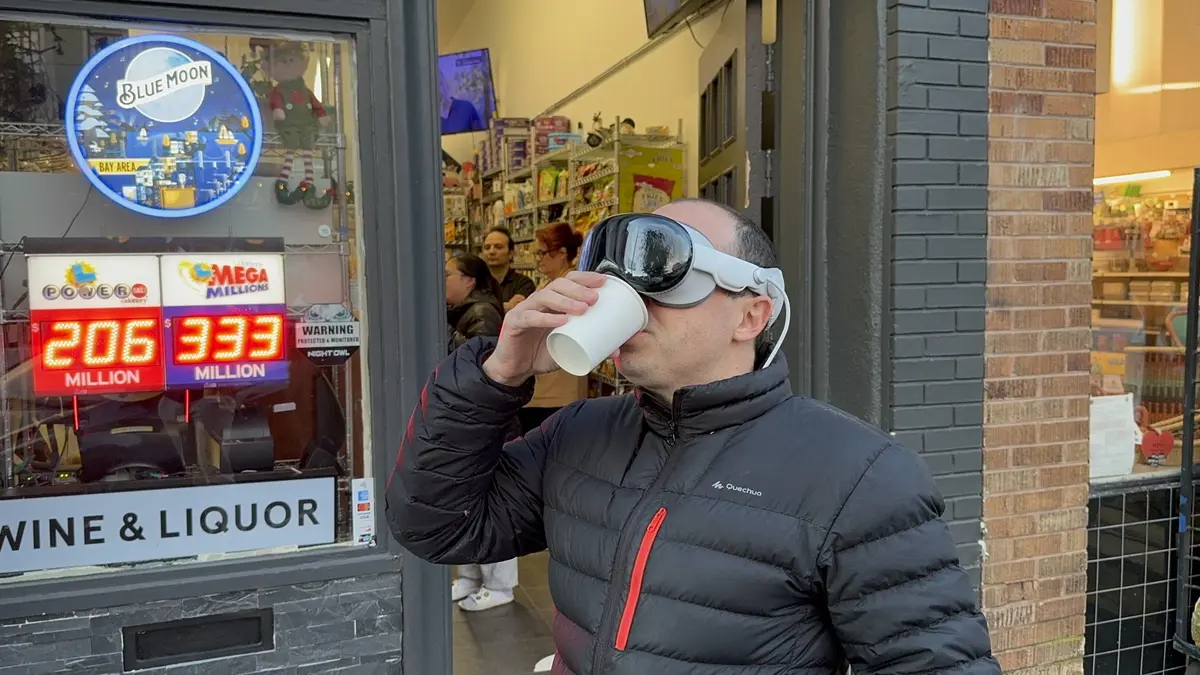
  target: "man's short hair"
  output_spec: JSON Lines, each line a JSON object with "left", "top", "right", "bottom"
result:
{"left": 486, "top": 226, "right": 515, "bottom": 251}
{"left": 673, "top": 199, "right": 780, "bottom": 354}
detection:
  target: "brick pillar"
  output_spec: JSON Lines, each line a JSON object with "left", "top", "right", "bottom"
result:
{"left": 984, "top": 1, "right": 1095, "bottom": 673}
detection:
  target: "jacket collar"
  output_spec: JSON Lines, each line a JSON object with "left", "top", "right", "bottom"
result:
{"left": 635, "top": 356, "right": 792, "bottom": 442}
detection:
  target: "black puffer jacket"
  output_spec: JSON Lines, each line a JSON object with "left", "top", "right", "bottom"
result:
{"left": 387, "top": 338, "right": 999, "bottom": 675}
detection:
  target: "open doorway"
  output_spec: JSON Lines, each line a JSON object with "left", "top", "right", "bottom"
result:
{"left": 434, "top": 1, "right": 763, "bottom": 673}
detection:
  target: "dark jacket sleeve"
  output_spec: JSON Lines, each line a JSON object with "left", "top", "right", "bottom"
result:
{"left": 819, "top": 443, "right": 1000, "bottom": 675}
{"left": 384, "top": 337, "right": 565, "bottom": 564}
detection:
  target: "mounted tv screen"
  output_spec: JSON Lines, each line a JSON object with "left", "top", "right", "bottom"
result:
{"left": 644, "top": 0, "right": 711, "bottom": 39}
{"left": 438, "top": 48, "right": 496, "bottom": 136}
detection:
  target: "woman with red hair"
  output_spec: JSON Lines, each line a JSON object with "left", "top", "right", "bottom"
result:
{"left": 518, "top": 223, "right": 589, "bottom": 433}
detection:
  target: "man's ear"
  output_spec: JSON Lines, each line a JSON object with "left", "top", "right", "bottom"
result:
{"left": 732, "top": 295, "right": 773, "bottom": 344}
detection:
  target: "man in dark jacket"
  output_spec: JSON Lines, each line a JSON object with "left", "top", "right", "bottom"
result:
{"left": 388, "top": 200, "right": 999, "bottom": 675}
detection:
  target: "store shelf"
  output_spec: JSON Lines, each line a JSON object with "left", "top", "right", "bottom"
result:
{"left": 1126, "top": 346, "right": 1186, "bottom": 353}
{"left": 507, "top": 165, "right": 534, "bottom": 181}
{"left": 574, "top": 198, "right": 617, "bottom": 214}
{"left": 537, "top": 196, "right": 569, "bottom": 208}
{"left": 571, "top": 167, "right": 617, "bottom": 188}
{"left": 1093, "top": 299, "right": 1186, "bottom": 308}
{"left": 1094, "top": 271, "right": 1190, "bottom": 279}
{"left": 533, "top": 147, "right": 573, "bottom": 165}
{"left": 0, "top": 122, "right": 63, "bottom": 137}
{"left": 506, "top": 206, "right": 535, "bottom": 219}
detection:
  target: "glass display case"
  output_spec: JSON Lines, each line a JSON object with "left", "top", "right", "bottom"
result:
{"left": 0, "top": 20, "right": 375, "bottom": 581}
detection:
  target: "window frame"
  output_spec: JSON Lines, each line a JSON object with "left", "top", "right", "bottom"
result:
{"left": 0, "top": 0, "right": 444, "bottom": 634}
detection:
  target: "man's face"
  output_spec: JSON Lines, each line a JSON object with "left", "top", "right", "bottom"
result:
{"left": 481, "top": 232, "right": 511, "bottom": 267}
{"left": 614, "top": 202, "right": 770, "bottom": 396}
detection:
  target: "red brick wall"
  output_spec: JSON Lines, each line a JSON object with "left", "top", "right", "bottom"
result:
{"left": 985, "top": 0, "right": 1095, "bottom": 672}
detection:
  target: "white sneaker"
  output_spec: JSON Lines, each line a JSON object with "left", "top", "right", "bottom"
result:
{"left": 457, "top": 587, "right": 514, "bottom": 612}
{"left": 451, "top": 577, "right": 481, "bottom": 602}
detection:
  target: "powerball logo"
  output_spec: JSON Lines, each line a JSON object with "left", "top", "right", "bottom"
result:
{"left": 178, "top": 261, "right": 270, "bottom": 299}
{"left": 42, "top": 261, "right": 147, "bottom": 303}
{"left": 65, "top": 261, "right": 97, "bottom": 287}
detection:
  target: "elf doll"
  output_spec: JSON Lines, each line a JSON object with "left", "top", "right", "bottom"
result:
{"left": 257, "top": 41, "right": 333, "bottom": 206}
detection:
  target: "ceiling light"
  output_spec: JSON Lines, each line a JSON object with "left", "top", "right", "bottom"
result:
{"left": 1122, "top": 81, "right": 1200, "bottom": 94}
{"left": 1093, "top": 170, "right": 1172, "bottom": 186}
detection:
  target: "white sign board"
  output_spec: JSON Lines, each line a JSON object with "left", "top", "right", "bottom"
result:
{"left": 1089, "top": 394, "right": 1137, "bottom": 480}
{"left": 0, "top": 477, "right": 335, "bottom": 574}
{"left": 159, "top": 253, "right": 286, "bottom": 307}
{"left": 295, "top": 321, "right": 361, "bottom": 349}
{"left": 28, "top": 254, "right": 162, "bottom": 310}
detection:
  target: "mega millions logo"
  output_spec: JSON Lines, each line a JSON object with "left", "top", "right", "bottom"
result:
{"left": 178, "top": 261, "right": 271, "bottom": 300}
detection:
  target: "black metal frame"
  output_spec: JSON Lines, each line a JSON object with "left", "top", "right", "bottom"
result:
{"left": 1174, "top": 167, "right": 1200, "bottom": 662}
{"left": 0, "top": 1, "right": 450, "bottom": 673}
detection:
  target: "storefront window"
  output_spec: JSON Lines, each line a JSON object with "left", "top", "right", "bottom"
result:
{"left": 0, "top": 19, "right": 374, "bottom": 580}
{"left": 1091, "top": 181, "right": 1191, "bottom": 482}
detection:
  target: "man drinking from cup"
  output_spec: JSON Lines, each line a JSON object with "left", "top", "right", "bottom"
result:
{"left": 385, "top": 199, "right": 999, "bottom": 675}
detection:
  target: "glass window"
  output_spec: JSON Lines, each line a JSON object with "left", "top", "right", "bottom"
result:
{"left": 0, "top": 18, "right": 374, "bottom": 582}
{"left": 1090, "top": 1, "right": 1200, "bottom": 484}
{"left": 1091, "top": 182, "right": 1190, "bottom": 482}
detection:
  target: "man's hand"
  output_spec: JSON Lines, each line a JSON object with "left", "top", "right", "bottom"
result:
{"left": 483, "top": 271, "right": 607, "bottom": 386}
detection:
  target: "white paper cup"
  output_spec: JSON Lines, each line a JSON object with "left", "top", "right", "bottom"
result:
{"left": 546, "top": 275, "right": 648, "bottom": 376}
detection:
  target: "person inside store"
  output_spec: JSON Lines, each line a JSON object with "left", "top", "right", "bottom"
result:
{"left": 445, "top": 252, "right": 504, "bottom": 351}
{"left": 518, "top": 223, "right": 589, "bottom": 434}
{"left": 443, "top": 251, "right": 521, "bottom": 610}
{"left": 395, "top": 199, "right": 999, "bottom": 674}
{"left": 481, "top": 226, "right": 537, "bottom": 312}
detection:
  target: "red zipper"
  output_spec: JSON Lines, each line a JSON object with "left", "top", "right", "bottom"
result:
{"left": 614, "top": 507, "right": 667, "bottom": 651}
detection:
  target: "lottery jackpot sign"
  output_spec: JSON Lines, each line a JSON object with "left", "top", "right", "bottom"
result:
{"left": 160, "top": 254, "right": 288, "bottom": 388}
{"left": 28, "top": 255, "right": 165, "bottom": 396}
{"left": 27, "top": 252, "right": 290, "bottom": 397}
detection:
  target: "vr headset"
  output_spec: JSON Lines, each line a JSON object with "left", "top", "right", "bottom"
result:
{"left": 577, "top": 213, "right": 790, "bottom": 369}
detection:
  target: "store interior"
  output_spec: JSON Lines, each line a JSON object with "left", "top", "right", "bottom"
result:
{"left": 435, "top": 0, "right": 736, "bottom": 672}
{"left": 1088, "top": 3, "right": 1200, "bottom": 674}
{"left": 1089, "top": 0, "right": 1200, "bottom": 483}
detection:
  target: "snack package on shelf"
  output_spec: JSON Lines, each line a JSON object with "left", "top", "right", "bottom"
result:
{"left": 631, "top": 174, "right": 675, "bottom": 213}
{"left": 538, "top": 167, "right": 560, "bottom": 202}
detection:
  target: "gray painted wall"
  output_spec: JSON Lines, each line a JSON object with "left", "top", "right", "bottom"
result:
{"left": 0, "top": 573, "right": 401, "bottom": 674}
{"left": 884, "top": 0, "right": 987, "bottom": 586}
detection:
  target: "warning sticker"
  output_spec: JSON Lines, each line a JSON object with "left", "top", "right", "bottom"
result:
{"left": 296, "top": 314, "right": 360, "bottom": 366}
{"left": 295, "top": 321, "right": 360, "bottom": 349}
